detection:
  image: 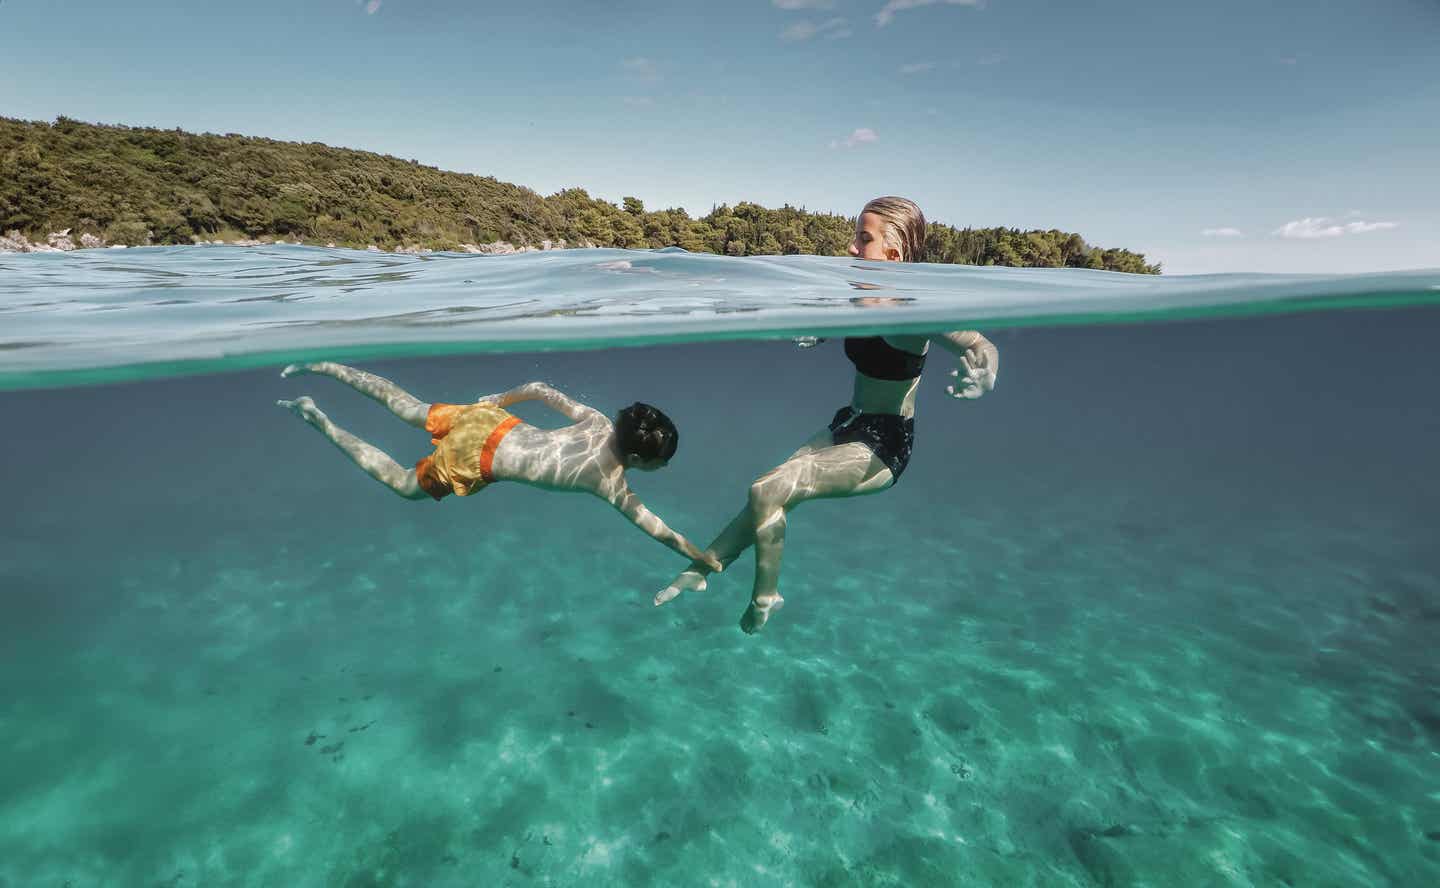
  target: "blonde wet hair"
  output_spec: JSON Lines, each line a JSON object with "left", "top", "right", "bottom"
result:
{"left": 861, "top": 196, "right": 927, "bottom": 263}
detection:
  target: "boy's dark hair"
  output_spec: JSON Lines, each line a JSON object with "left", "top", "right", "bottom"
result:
{"left": 615, "top": 402, "right": 679, "bottom": 464}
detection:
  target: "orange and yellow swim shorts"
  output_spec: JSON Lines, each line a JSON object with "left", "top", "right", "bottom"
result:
{"left": 414, "top": 402, "right": 522, "bottom": 500}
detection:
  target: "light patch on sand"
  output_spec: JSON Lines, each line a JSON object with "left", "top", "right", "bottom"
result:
{"left": 1045, "top": 743, "right": 1076, "bottom": 762}
{"left": 1207, "top": 849, "right": 1245, "bottom": 879}
{"left": 768, "top": 829, "right": 795, "bottom": 854}
{"left": 495, "top": 726, "right": 553, "bottom": 767}
{"left": 1130, "top": 667, "right": 1161, "bottom": 691}
{"left": 581, "top": 836, "right": 620, "bottom": 867}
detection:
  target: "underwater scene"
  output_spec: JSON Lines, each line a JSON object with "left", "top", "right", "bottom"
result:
{"left": 2, "top": 247, "right": 1439, "bottom": 887}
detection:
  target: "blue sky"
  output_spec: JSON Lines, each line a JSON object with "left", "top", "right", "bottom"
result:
{"left": 1, "top": 0, "right": 1436, "bottom": 273}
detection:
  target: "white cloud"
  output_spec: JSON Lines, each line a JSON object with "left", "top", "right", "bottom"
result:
{"left": 876, "top": 0, "right": 984, "bottom": 28}
{"left": 830, "top": 128, "right": 879, "bottom": 149}
{"left": 360, "top": 0, "right": 382, "bottom": 13}
{"left": 1201, "top": 228, "right": 1244, "bottom": 238}
{"left": 899, "top": 62, "right": 936, "bottom": 75}
{"left": 1273, "top": 217, "right": 1399, "bottom": 239}
{"left": 621, "top": 57, "right": 660, "bottom": 82}
{"left": 622, "top": 96, "right": 654, "bottom": 106}
{"left": 773, "top": 0, "right": 835, "bottom": 8}
{"left": 782, "top": 17, "right": 850, "bottom": 41}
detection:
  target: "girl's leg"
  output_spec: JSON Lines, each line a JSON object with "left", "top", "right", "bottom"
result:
{"left": 277, "top": 397, "right": 428, "bottom": 499}
{"left": 655, "top": 427, "right": 836, "bottom": 606}
{"left": 281, "top": 362, "right": 430, "bottom": 427}
{"left": 653, "top": 507, "right": 754, "bottom": 605}
{"left": 741, "top": 443, "right": 892, "bottom": 633}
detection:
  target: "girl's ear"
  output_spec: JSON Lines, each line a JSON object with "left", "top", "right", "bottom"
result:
{"left": 885, "top": 245, "right": 901, "bottom": 262}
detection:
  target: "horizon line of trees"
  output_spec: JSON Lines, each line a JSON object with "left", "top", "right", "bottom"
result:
{"left": 0, "top": 116, "right": 1160, "bottom": 273}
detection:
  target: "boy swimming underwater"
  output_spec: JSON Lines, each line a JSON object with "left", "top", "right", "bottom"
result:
{"left": 277, "top": 362, "right": 721, "bottom": 570}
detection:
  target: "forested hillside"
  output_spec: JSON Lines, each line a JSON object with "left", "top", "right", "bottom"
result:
{"left": 0, "top": 116, "right": 1159, "bottom": 273}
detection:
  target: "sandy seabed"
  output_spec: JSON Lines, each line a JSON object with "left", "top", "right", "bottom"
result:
{"left": 3, "top": 313, "right": 1438, "bottom": 886}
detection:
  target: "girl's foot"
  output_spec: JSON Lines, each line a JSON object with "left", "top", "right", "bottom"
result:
{"left": 739, "top": 595, "right": 783, "bottom": 634}
{"left": 654, "top": 569, "right": 707, "bottom": 606}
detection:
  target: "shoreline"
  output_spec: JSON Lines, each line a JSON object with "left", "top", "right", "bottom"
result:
{"left": 0, "top": 228, "right": 584, "bottom": 256}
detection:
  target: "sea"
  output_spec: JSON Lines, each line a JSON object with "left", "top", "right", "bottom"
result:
{"left": 2, "top": 245, "right": 1438, "bottom": 887}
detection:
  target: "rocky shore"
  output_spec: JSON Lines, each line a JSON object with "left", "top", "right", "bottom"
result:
{"left": 0, "top": 229, "right": 582, "bottom": 255}
{"left": 0, "top": 229, "right": 108, "bottom": 253}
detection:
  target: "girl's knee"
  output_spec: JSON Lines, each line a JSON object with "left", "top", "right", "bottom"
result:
{"left": 749, "top": 500, "right": 784, "bottom": 536}
{"left": 747, "top": 479, "right": 778, "bottom": 514}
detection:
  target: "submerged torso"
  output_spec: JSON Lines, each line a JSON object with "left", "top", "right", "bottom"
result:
{"left": 846, "top": 334, "right": 929, "bottom": 418}
{"left": 488, "top": 414, "right": 622, "bottom": 495}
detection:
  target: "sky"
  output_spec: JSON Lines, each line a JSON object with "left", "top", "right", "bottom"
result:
{"left": 1, "top": 0, "right": 1437, "bottom": 273}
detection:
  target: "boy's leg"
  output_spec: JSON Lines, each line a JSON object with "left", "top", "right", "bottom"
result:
{"left": 278, "top": 397, "right": 428, "bottom": 499}
{"left": 281, "top": 362, "right": 430, "bottom": 428}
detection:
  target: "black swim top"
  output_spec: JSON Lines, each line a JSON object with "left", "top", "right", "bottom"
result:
{"left": 843, "top": 336, "right": 927, "bottom": 381}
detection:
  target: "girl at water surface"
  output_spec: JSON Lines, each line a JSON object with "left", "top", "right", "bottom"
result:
{"left": 656, "top": 196, "right": 1000, "bottom": 633}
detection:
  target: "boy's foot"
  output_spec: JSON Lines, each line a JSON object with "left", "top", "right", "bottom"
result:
{"left": 739, "top": 595, "right": 783, "bottom": 634}
{"left": 655, "top": 570, "right": 707, "bottom": 606}
{"left": 277, "top": 396, "right": 324, "bottom": 427}
{"left": 280, "top": 362, "right": 312, "bottom": 378}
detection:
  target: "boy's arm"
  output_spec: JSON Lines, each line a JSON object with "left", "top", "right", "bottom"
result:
{"left": 608, "top": 485, "right": 724, "bottom": 572}
{"left": 933, "top": 330, "right": 999, "bottom": 400}
{"left": 478, "top": 381, "right": 597, "bottom": 422}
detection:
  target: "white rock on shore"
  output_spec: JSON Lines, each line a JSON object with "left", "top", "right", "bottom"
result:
{"left": 2, "top": 229, "right": 594, "bottom": 254}
{"left": 456, "top": 238, "right": 572, "bottom": 254}
{"left": 2, "top": 228, "right": 110, "bottom": 252}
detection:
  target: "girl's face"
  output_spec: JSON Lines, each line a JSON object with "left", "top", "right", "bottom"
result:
{"left": 848, "top": 212, "right": 901, "bottom": 262}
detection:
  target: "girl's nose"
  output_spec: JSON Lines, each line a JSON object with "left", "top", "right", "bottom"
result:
{"left": 847, "top": 242, "right": 859, "bottom": 256}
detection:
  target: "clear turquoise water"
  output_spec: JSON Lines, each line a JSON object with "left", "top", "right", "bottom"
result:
{"left": 1, "top": 248, "right": 1438, "bottom": 886}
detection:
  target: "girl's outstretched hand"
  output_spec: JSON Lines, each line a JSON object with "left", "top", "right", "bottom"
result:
{"left": 945, "top": 345, "right": 998, "bottom": 400}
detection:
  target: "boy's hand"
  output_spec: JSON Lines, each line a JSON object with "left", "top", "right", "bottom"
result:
{"left": 680, "top": 538, "right": 723, "bottom": 573}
